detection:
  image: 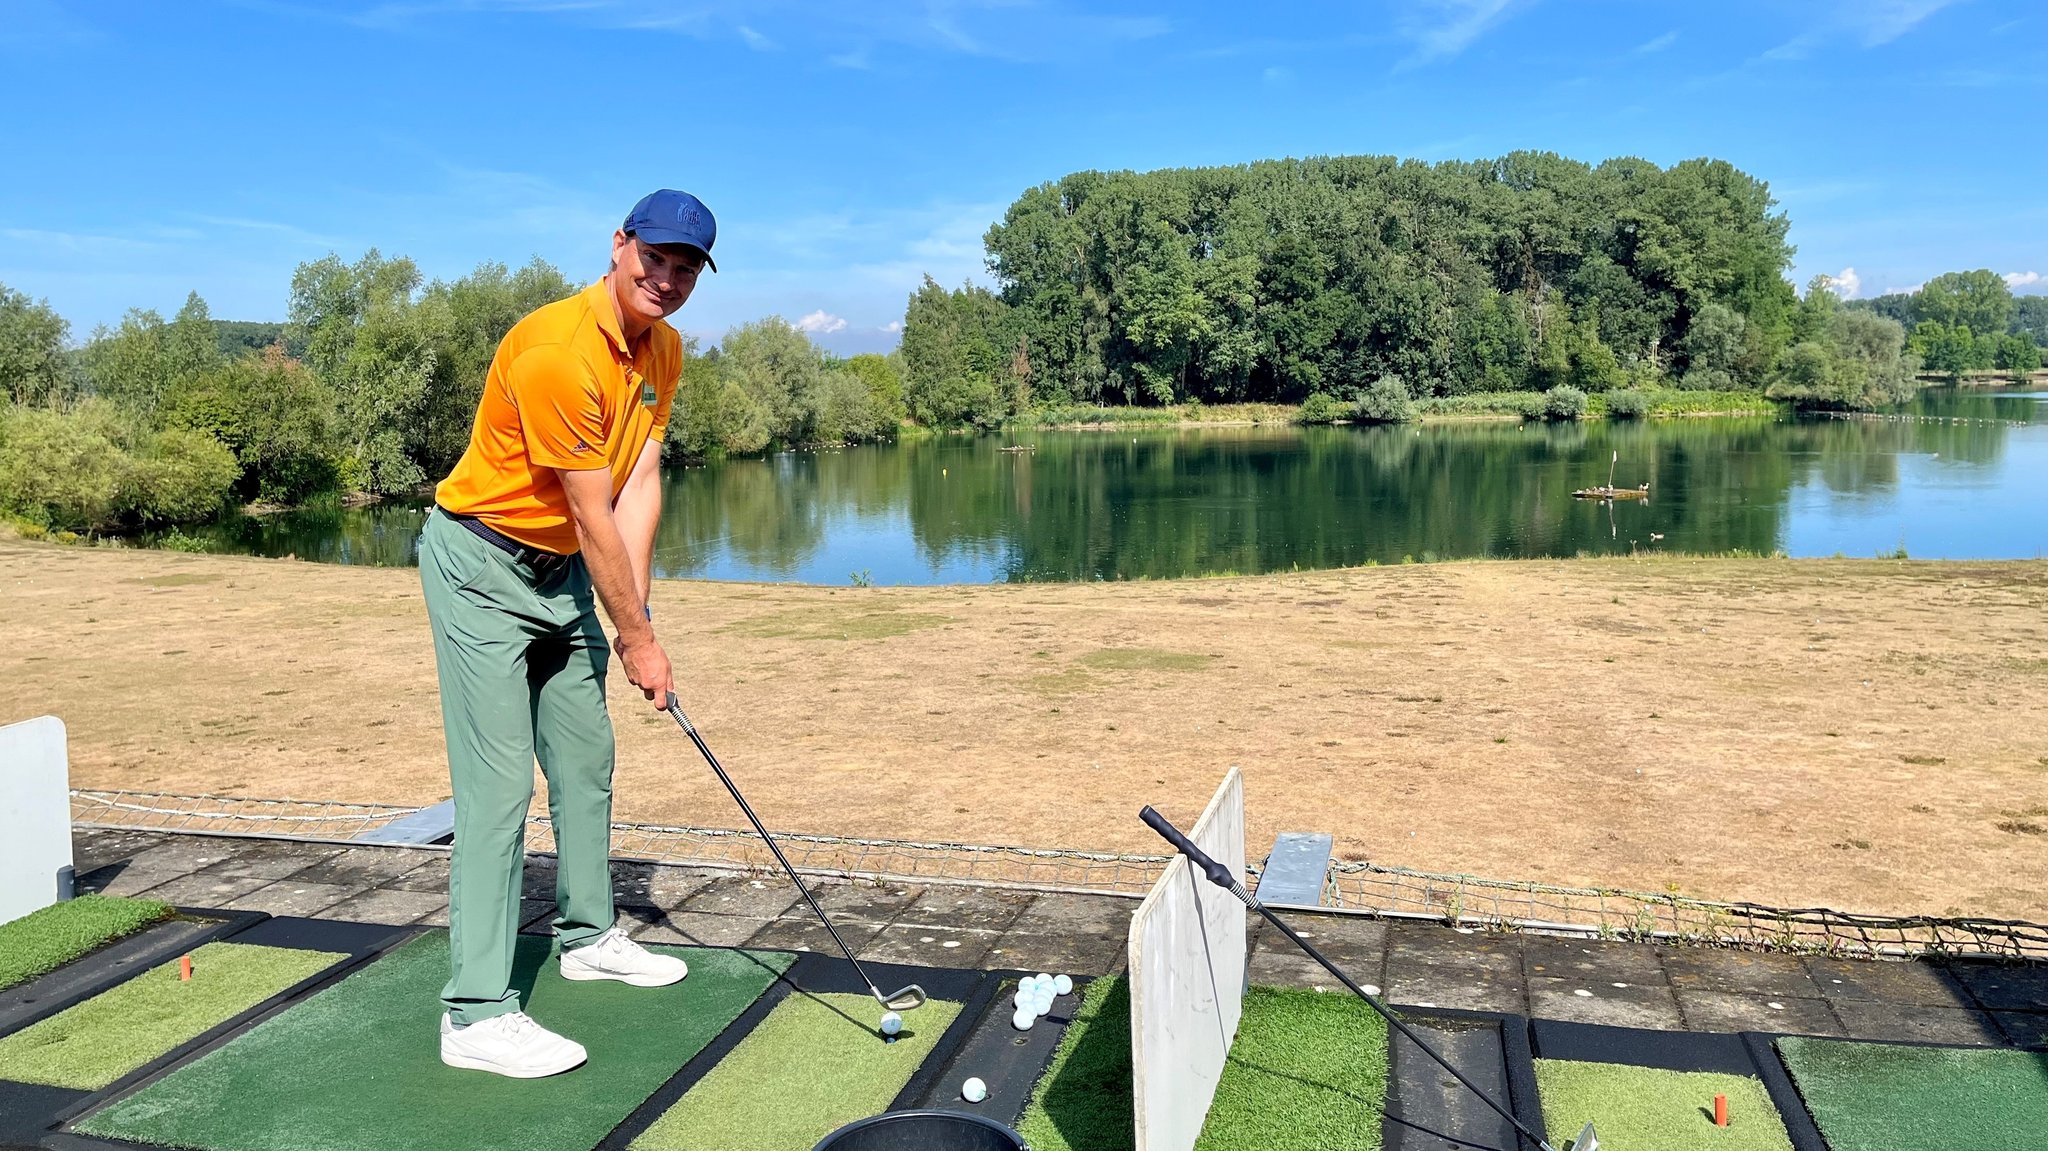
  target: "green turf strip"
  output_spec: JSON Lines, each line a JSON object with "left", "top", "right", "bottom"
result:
{"left": 0, "top": 941, "right": 341, "bottom": 1089}
{"left": 1016, "top": 980, "right": 1392, "bottom": 1151}
{"left": 0, "top": 894, "right": 174, "bottom": 992}
{"left": 630, "top": 991, "right": 963, "bottom": 1151}
{"left": 1197, "top": 985, "right": 1389, "bottom": 1151}
{"left": 1015, "top": 976, "right": 1134, "bottom": 1151}
{"left": 1777, "top": 1037, "right": 2048, "bottom": 1150}
{"left": 78, "top": 931, "right": 794, "bottom": 1151}
{"left": 1535, "top": 1060, "right": 1793, "bottom": 1151}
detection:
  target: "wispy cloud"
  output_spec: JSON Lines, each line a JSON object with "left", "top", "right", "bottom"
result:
{"left": 796, "top": 309, "right": 847, "bottom": 334}
{"left": 1851, "top": 0, "right": 1962, "bottom": 46}
{"left": 2005, "top": 271, "right": 2043, "bottom": 290}
{"left": 1633, "top": 30, "right": 1678, "bottom": 55}
{"left": 735, "top": 23, "right": 775, "bottom": 51}
{"left": 1398, "top": 0, "right": 1527, "bottom": 67}
{"left": 1825, "top": 267, "right": 1863, "bottom": 299}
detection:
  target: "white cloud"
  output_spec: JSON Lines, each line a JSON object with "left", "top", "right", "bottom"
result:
{"left": 1634, "top": 30, "right": 1678, "bottom": 54}
{"left": 1824, "top": 267, "right": 1862, "bottom": 299}
{"left": 1398, "top": 0, "right": 1524, "bottom": 66}
{"left": 797, "top": 310, "right": 848, "bottom": 334}
{"left": 735, "top": 23, "right": 775, "bottom": 50}
{"left": 882, "top": 320, "right": 904, "bottom": 334}
{"left": 1852, "top": 0, "right": 1961, "bottom": 47}
{"left": 2004, "top": 271, "right": 2043, "bottom": 290}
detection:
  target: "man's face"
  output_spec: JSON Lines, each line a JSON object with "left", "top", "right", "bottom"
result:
{"left": 610, "top": 231, "right": 704, "bottom": 324}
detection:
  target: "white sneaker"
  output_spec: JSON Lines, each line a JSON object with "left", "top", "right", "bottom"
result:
{"left": 439, "top": 1011, "right": 587, "bottom": 1078}
{"left": 559, "top": 926, "right": 689, "bottom": 987}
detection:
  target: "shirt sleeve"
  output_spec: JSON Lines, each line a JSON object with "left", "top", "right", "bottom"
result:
{"left": 646, "top": 341, "right": 681, "bottom": 444}
{"left": 508, "top": 343, "right": 610, "bottom": 470}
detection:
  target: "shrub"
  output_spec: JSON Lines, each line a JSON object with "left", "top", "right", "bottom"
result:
{"left": 1604, "top": 389, "right": 1650, "bottom": 419}
{"left": 121, "top": 427, "right": 239, "bottom": 524}
{"left": 1352, "top": 376, "right": 1417, "bottom": 424}
{"left": 1541, "top": 385, "right": 1588, "bottom": 421}
{"left": 1297, "top": 392, "right": 1345, "bottom": 424}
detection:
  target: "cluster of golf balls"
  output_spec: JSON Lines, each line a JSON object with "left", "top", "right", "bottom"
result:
{"left": 1009, "top": 972, "right": 1074, "bottom": 1031}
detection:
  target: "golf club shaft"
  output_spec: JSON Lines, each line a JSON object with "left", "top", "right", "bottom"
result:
{"left": 1140, "top": 807, "right": 1555, "bottom": 1151}
{"left": 665, "top": 695, "right": 886, "bottom": 1001}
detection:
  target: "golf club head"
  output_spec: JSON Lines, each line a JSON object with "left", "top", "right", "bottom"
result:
{"left": 1572, "top": 1120, "right": 1599, "bottom": 1151}
{"left": 877, "top": 984, "right": 927, "bottom": 1012}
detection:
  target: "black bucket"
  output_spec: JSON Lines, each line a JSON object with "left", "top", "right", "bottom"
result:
{"left": 811, "top": 1109, "right": 1027, "bottom": 1151}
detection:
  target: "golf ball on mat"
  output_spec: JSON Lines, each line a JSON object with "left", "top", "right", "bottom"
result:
{"left": 962, "top": 1077, "right": 988, "bottom": 1103}
{"left": 880, "top": 1011, "right": 903, "bottom": 1036}
{"left": 1035, "top": 972, "right": 1054, "bottom": 988}
{"left": 1053, "top": 974, "right": 1074, "bottom": 995}
{"left": 1011, "top": 1006, "right": 1036, "bottom": 1031}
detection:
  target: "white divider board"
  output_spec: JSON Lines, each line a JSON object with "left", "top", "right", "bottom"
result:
{"left": 0, "top": 715, "right": 73, "bottom": 925}
{"left": 1129, "top": 766, "right": 1247, "bottom": 1151}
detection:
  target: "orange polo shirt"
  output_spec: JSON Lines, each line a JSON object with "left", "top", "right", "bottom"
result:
{"left": 435, "top": 279, "right": 680, "bottom": 555}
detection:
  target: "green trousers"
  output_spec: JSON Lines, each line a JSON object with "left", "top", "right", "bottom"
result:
{"left": 419, "top": 508, "right": 616, "bottom": 1025}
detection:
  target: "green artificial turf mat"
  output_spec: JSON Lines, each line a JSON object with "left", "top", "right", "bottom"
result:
{"left": 1534, "top": 1060, "right": 1793, "bottom": 1151}
{"left": 0, "top": 894, "right": 175, "bottom": 992}
{"left": 630, "top": 991, "right": 963, "bottom": 1151}
{"left": 0, "top": 941, "right": 341, "bottom": 1089}
{"left": 77, "top": 931, "right": 795, "bottom": 1151}
{"left": 1196, "top": 985, "right": 1390, "bottom": 1151}
{"left": 1016, "top": 975, "right": 1134, "bottom": 1151}
{"left": 1777, "top": 1037, "right": 2048, "bottom": 1150}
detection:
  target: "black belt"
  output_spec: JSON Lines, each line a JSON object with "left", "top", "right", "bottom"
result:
{"left": 438, "top": 507, "right": 574, "bottom": 573}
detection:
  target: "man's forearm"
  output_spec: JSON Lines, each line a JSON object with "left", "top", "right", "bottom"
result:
{"left": 564, "top": 481, "right": 653, "bottom": 647}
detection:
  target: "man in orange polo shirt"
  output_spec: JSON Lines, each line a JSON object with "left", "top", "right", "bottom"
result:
{"left": 420, "top": 189, "right": 715, "bottom": 1078}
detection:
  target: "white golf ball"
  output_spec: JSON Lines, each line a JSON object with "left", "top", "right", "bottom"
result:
{"left": 879, "top": 1011, "right": 903, "bottom": 1036}
{"left": 1015, "top": 986, "right": 1038, "bottom": 1009}
{"left": 962, "top": 1076, "right": 988, "bottom": 1103}
{"left": 1011, "top": 1005, "right": 1036, "bottom": 1031}
{"left": 1053, "top": 973, "right": 1074, "bottom": 995}
{"left": 1035, "top": 972, "right": 1055, "bottom": 989}
{"left": 1032, "top": 991, "right": 1056, "bottom": 1016}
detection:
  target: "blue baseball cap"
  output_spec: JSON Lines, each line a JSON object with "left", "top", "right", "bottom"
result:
{"left": 623, "top": 189, "right": 718, "bottom": 272}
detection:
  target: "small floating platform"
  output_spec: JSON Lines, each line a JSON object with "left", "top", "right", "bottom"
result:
{"left": 998, "top": 444, "right": 1037, "bottom": 453}
{"left": 1572, "top": 484, "right": 1650, "bottom": 501}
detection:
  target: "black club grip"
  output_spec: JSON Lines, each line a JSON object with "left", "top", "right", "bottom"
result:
{"left": 1140, "top": 805, "right": 1236, "bottom": 892}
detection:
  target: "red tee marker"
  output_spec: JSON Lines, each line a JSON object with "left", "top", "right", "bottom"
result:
{"left": 179, "top": 955, "right": 193, "bottom": 982}
{"left": 1714, "top": 1092, "right": 1729, "bottom": 1127}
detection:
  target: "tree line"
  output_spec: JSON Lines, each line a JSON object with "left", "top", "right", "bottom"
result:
{"left": 898, "top": 152, "right": 2039, "bottom": 426}
{"left": 0, "top": 255, "right": 906, "bottom": 533}
{"left": 1845, "top": 269, "right": 2043, "bottom": 380}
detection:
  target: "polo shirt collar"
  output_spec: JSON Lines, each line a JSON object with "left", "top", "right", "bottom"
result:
{"left": 587, "top": 278, "right": 634, "bottom": 358}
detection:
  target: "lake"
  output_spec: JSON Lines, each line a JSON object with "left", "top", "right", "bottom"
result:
{"left": 171, "top": 386, "right": 2048, "bottom": 584}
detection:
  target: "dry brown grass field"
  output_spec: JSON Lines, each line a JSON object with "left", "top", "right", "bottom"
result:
{"left": 5, "top": 539, "right": 2045, "bottom": 921}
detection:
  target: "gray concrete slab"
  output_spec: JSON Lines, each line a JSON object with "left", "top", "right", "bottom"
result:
{"left": 858, "top": 923, "right": 1000, "bottom": 968}
{"left": 1005, "top": 891, "right": 1134, "bottom": 938}
{"left": 1830, "top": 1000, "right": 2004, "bottom": 1046}
{"left": 282, "top": 845, "right": 434, "bottom": 889}
{"left": 1248, "top": 944, "right": 1349, "bottom": 992}
{"left": 379, "top": 855, "right": 451, "bottom": 893}
{"left": 1528, "top": 975, "right": 1685, "bottom": 1030}
{"left": 224, "top": 879, "right": 359, "bottom": 917}
{"left": 1991, "top": 1011, "right": 2048, "bottom": 1048}
{"left": 1946, "top": 962, "right": 2048, "bottom": 1011}
{"left": 1386, "top": 924, "right": 1524, "bottom": 976}
{"left": 1274, "top": 916, "right": 1388, "bottom": 970}
{"left": 1675, "top": 989, "right": 1842, "bottom": 1036}
{"left": 742, "top": 917, "right": 885, "bottom": 956}
{"left": 808, "top": 880, "right": 928, "bottom": 924}
{"left": 192, "top": 839, "right": 348, "bottom": 881}
{"left": 73, "top": 861, "right": 194, "bottom": 898}
{"left": 679, "top": 875, "right": 801, "bottom": 920}
{"left": 641, "top": 866, "right": 722, "bottom": 909}
{"left": 983, "top": 931, "right": 1127, "bottom": 976}
{"left": 1387, "top": 963, "right": 1527, "bottom": 1014}
{"left": 1804, "top": 955, "right": 1971, "bottom": 1008}
{"left": 1522, "top": 936, "right": 1670, "bottom": 984}
{"left": 122, "top": 837, "right": 244, "bottom": 876}
{"left": 518, "top": 900, "right": 557, "bottom": 934}
{"left": 69, "top": 829, "right": 169, "bottom": 873}
{"left": 1662, "top": 948, "right": 1826, "bottom": 999}
{"left": 319, "top": 887, "right": 448, "bottom": 925}
{"left": 623, "top": 908, "right": 773, "bottom": 948}
{"left": 894, "top": 886, "right": 1036, "bottom": 934}
{"left": 128, "top": 872, "right": 275, "bottom": 908}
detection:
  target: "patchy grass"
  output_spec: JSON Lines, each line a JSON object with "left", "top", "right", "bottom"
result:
{"left": 720, "top": 609, "right": 952, "bottom": 641}
{"left": 1535, "top": 1060, "right": 1791, "bottom": 1151}
{"left": 0, "top": 895, "right": 176, "bottom": 992}
{"left": 1077, "top": 648, "right": 1216, "bottom": 673}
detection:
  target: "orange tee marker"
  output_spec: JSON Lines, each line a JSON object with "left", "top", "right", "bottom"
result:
{"left": 179, "top": 954, "right": 193, "bottom": 982}
{"left": 1713, "top": 1092, "right": 1729, "bottom": 1127}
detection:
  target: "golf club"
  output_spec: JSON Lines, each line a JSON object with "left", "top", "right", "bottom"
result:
{"left": 1139, "top": 805, "right": 1595, "bottom": 1151}
{"left": 665, "top": 692, "right": 926, "bottom": 1013}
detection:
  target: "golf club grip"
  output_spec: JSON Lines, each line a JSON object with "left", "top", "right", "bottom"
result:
{"left": 1139, "top": 806, "right": 1235, "bottom": 892}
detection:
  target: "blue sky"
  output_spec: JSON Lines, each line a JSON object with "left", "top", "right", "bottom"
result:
{"left": 3, "top": 0, "right": 2044, "bottom": 355}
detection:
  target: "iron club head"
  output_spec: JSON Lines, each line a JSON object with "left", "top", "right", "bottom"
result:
{"left": 878, "top": 984, "right": 927, "bottom": 1012}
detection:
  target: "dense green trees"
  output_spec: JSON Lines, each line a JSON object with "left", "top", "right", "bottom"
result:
{"left": 1845, "top": 269, "right": 2046, "bottom": 382}
{"left": 0, "top": 287, "right": 73, "bottom": 406}
{"left": 906, "top": 152, "right": 1800, "bottom": 422}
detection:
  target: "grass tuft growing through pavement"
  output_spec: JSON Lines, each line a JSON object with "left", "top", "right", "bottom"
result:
{"left": 0, "top": 941, "right": 342, "bottom": 1089}
{"left": 1776, "top": 1037, "right": 2048, "bottom": 1151}
{"left": 631, "top": 991, "right": 962, "bottom": 1151}
{"left": 1535, "top": 1060, "right": 1792, "bottom": 1151}
{"left": 1017, "top": 980, "right": 1392, "bottom": 1151}
{"left": 0, "top": 894, "right": 175, "bottom": 992}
